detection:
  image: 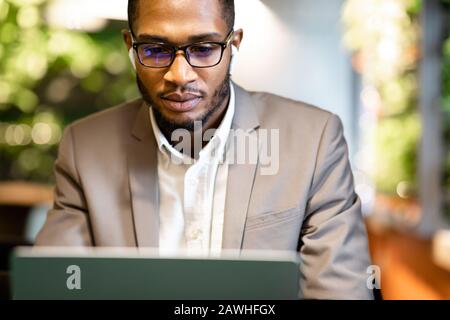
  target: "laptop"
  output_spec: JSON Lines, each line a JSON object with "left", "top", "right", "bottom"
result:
{"left": 10, "top": 247, "right": 301, "bottom": 300}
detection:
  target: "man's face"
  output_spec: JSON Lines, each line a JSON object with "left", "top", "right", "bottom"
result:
{"left": 124, "top": 0, "right": 242, "bottom": 132}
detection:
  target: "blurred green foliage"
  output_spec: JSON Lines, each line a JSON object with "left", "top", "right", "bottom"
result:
{"left": 0, "top": 0, "right": 139, "bottom": 183}
{"left": 444, "top": 36, "right": 450, "bottom": 187}
{"left": 374, "top": 112, "right": 421, "bottom": 192}
{"left": 442, "top": 3, "right": 450, "bottom": 217}
{"left": 343, "top": 0, "right": 421, "bottom": 196}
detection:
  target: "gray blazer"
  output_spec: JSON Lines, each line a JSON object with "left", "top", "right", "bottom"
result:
{"left": 35, "top": 83, "right": 374, "bottom": 299}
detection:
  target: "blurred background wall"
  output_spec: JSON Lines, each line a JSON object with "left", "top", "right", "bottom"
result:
{"left": 0, "top": 0, "right": 450, "bottom": 299}
{"left": 233, "top": 0, "right": 357, "bottom": 156}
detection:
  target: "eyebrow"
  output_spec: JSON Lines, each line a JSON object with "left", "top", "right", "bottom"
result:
{"left": 136, "top": 32, "right": 224, "bottom": 44}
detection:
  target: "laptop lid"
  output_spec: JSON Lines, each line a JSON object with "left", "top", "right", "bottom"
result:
{"left": 11, "top": 247, "right": 301, "bottom": 300}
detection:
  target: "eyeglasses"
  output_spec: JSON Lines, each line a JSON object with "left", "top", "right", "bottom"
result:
{"left": 131, "top": 30, "right": 234, "bottom": 68}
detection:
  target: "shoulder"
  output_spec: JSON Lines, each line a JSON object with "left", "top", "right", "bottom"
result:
{"left": 239, "top": 86, "right": 341, "bottom": 136}
{"left": 62, "top": 98, "right": 143, "bottom": 147}
{"left": 58, "top": 98, "right": 143, "bottom": 157}
{"left": 68, "top": 98, "right": 142, "bottom": 135}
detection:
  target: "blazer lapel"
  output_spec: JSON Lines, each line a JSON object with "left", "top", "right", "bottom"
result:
{"left": 126, "top": 84, "right": 260, "bottom": 250}
{"left": 127, "top": 102, "right": 159, "bottom": 247}
{"left": 222, "top": 83, "right": 260, "bottom": 249}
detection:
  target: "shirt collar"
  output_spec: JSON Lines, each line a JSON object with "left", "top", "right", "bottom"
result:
{"left": 149, "top": 81, "right": 236, "bottom": 164}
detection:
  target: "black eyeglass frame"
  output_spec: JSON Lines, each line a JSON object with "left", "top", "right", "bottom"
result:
{"left": 130, "top": 29, "right": 235, "bottom": 69}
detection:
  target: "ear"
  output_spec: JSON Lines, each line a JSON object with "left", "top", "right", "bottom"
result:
{"left": 229, "top": 32, "right": 242, "bottom": 76}
{"left": 231, "top": 28, "right": 244, "bottom": 50}
{"left": 122, "top": 29, "right": 133, "bottom": 51}
{"left": 122, "top": 29, "right": 137, "bottom": 71}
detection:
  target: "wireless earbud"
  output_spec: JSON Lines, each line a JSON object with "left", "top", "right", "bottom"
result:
{"left": 229, "top": 45, "right": 239, "bottom": 75}
{"left": 232, "top": 45, "right": 239, "bottom": 57}
{"left": 129, "top": 47, "right": 136, "bottom": 71}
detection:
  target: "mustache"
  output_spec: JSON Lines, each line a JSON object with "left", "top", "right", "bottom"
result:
{"left": 159, "top": 86, "right": 206, "bottom": 98}
{"left": 135, "top": 74, "right": 207, "bottom": 99}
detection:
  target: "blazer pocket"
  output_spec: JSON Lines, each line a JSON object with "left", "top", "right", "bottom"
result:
{"left": 245, "top": 207, "right": 301, "bottom": 231}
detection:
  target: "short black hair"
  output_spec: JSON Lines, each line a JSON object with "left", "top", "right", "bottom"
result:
{"left": 128, "top": 0, "right": 235, "bottom": 36}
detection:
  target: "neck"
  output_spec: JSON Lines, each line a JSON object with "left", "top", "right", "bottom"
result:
{"left": 154, "top": 92, "right": 230, "bottom": 159}
{"left": 200, "top": 92, "right": 230, "bottom": 143}
{"left": 185, "top": 93, "right": 230, "bottom": 159}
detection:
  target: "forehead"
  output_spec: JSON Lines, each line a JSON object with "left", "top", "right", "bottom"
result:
{"left": 135, "top": 0, "right": 227, "bottom": 42}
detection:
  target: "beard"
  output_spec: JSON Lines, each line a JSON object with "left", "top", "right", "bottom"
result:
{"left": 137, "top": 74, "right": 231, "bottom": 136}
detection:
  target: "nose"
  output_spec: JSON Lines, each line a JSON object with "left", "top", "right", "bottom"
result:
{"left": 163, "top": 52, "right": 198, "bottom": 86}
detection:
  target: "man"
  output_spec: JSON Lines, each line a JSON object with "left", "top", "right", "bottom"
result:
{"left": 36, "top": 0, "right": 374, "bottom": 299}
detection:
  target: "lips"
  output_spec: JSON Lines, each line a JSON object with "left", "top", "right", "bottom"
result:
{"left": 161, "top": 92, "right": 202, "bottom": 112}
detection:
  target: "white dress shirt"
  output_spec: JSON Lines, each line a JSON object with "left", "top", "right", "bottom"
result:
{"left": 149, "top": 83, "right": 235, "bottom": 256}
